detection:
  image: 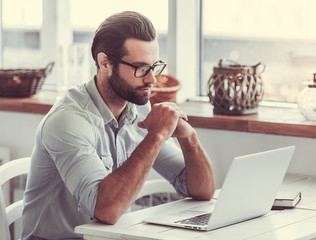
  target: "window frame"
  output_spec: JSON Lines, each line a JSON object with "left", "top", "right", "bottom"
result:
{"left": 168, "top": 0, "right": 201, "bottom": 103}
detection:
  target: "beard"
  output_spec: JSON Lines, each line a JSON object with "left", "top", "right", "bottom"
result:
{"left": 108, "top": 67, "right": 151, "bottom": 105}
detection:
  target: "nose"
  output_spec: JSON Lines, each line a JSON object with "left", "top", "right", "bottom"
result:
{"left": 143, "top": 69, "right": 156, "bottom": 85}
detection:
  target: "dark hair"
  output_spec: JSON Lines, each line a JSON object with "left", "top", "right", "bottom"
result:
{"left": 91, "top": 11, "right": 157, "bottom": 68}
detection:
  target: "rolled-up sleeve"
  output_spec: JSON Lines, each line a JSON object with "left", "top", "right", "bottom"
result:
{"left": 153, "top": 138, "right": 190, "bottom": 197}
{"left": 42, "top": 108, "right": 107, "bottom": 216}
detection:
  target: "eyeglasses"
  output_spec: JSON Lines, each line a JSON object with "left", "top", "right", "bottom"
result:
{"left": 107, "top": 54, "right": 167, "bottom": 78}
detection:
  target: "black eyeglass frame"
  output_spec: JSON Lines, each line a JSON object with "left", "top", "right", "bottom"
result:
{"left": 107, "top": 54, "right": 167, "bottom": 78}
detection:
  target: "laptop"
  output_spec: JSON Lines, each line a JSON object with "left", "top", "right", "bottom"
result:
{"left": 144, "top": 146, "right": 295, "bottom": 231}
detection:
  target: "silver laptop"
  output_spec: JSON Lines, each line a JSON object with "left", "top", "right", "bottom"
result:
{"left": 144, "top": 146, "right": 295, "bottom": 231}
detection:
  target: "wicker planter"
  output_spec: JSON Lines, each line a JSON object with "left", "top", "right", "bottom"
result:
{"left": 150, "top": 75, "right": 180, "bottom": 105}
{"left": 208, "top": 59, "right": 265, "bottom": 115}
{"left": 0, "top": 62, "right": 54, "bottom": 98}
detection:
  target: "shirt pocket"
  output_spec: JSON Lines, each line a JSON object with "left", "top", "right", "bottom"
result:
{"left": 100, "top": 154, "right": 114, "bottom": 173}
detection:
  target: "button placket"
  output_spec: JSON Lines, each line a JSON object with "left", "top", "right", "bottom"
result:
{"left": 115, "top": 128, "right": 123, "bottom": 168}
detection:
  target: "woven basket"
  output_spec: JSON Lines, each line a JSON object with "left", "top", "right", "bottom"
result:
{"left": 208, "top": 59, "right": 265, "bottom": 115}
{"left": 150, "top": 75, "right": 181, "bottom": 105}
{"left": 0, "top": 62, "right": 54, "bottom": 98}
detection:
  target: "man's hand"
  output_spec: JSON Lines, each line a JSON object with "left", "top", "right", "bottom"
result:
{"left": 171, "top": 117, "right": 195, "bottom": 139}
{"left": 137, "top": 102, "right": 192, "bottom": 140}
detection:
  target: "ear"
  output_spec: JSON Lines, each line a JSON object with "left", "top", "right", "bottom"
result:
{"left": 97, "top": 52, "right": 112, "bottom": 74}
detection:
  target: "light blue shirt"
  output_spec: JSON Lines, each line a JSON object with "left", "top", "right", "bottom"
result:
{"left": 21, "top": 78, "right": 189, "bottom": 240}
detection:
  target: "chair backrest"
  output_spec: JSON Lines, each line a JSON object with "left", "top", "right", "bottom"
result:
{"left": 126, "top": 178, "right": 178, "bottom": 212}
{"left": 0, "top": 157, "right": 31, "bottom": 240}
{"left": 136, "top": 178, "right": 177, "bottom": 200}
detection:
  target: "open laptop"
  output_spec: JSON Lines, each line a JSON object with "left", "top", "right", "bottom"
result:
{"left": 144, "top": 146, "right": 295, "bottom": 231}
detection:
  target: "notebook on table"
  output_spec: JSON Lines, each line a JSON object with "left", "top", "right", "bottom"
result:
{"left": 144, "top": 146, "right": 295, "bottom": 231}
{"left": 272, "top": 191, "right": 301, "bottom": 209}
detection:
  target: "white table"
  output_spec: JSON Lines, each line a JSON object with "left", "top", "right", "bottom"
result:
{"left": 75, "top": 174, "right": 316, "bottom": 240}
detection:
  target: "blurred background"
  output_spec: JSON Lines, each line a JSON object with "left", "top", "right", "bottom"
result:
{"left": 1, "top": 0, "right": 316, "bottom": 103}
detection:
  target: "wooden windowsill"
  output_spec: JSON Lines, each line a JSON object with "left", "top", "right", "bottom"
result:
{"left": 0, "top": 91, "right": 56, "bottom": 114}
{"left": 1, "top": 91, "right": 316, "bottom": 138}
{"left": 179, "top": 101, "right": 316, "bottom": 138}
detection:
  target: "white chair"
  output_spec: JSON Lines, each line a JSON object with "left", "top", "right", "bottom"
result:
{"left": 0, "top": 157, "right": 31, "bottom": 240}
{"left": 136, "top": 178, "right": 176, "bottom": 200}
{"left": 130, "top": 178, "right": 179, "bottom": 211}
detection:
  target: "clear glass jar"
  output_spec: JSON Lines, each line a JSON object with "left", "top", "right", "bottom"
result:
{"left": 298, "top": 73, "right": 316, "bottom": 120}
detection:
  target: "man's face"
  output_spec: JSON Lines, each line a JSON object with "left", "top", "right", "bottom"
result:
{"left": 108, "top": 38, "right": 160, "bottom": 105}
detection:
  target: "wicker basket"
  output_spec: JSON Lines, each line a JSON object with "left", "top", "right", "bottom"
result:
{"left": 0, "top": 62, "right": 54, "bottom": 98}
{"left": 150, "top": 75, "right": 181, "bottom": 105}
{"left": 208, "top": 59, "right": 265, "bottom": 115}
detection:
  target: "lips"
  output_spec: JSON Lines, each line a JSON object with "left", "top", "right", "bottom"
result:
{"left": 137, "top": 85, "right": 152, "bottom": 93}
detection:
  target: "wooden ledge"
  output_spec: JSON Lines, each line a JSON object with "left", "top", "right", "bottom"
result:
{"left": 1, "top": 91, "right": 316, "bottom": 138}
{"left": 180, "top": 101, "right": 316, "bottom": 138}
{"left": 0, "top": 91, "right": 57, "bottom": 114}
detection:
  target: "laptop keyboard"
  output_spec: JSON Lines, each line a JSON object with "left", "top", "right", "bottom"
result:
{"left": 174, "top": 213, "right": 211, "bottom": 226}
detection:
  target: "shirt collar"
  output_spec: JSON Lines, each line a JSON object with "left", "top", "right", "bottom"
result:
{"left": 85, "top": 76, "right": 138, "bottom": 126}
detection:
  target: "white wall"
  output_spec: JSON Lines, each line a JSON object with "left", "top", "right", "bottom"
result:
{"left": 1, "top": 110, "right": 316, "bottom": 187}
{"left": 195, "top": 128, "right": 316, "bottom": 186}
{"left": 0, "top": 111, "right": 44, "bottom": 160}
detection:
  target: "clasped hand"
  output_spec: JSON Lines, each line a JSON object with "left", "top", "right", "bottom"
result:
{"left": 137, "top": 102, "right": 193, "bottom": 140}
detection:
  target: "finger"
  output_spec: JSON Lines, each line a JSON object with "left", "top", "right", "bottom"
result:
{"left": 181, "top": 112, "right": 188, "bottom": 121}
{"left": 158, "top": 102, "right": 187, "bottom": 120}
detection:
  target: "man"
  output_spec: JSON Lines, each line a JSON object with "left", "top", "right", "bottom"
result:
{"left": 21, "top": 11, "right": 215, "bottom": 239}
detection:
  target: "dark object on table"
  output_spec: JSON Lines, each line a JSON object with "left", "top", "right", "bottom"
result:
{"left": 0, "top": 62, "right": 54, "bottom": 98}
{"left": 208, "top": 59, "right": 264, "bottom": 115}
{"left": 272, "top": 191, "right": 301, "bottom": 210}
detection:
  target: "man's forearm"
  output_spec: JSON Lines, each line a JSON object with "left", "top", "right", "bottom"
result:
{"left": 94, "top": 132, "right": 165, "bottom": 224}
{"left": 178, "top": 130, "right": 215, "bottom": 200}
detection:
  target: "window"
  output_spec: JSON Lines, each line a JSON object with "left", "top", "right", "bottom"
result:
{"left": 70, "top": 0, "right": 168, "bottom": 63}
{"left": 2, "top": 0, "right": 314, "bottom": 104}
{"left": 201, "top": 0, "right": 316, "bottom": 103}
{"left": 0, "top": 0, "right": 168, "bottom": 91}
{"left": 2, "top": 0, "right": 42, "bottom": 69}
